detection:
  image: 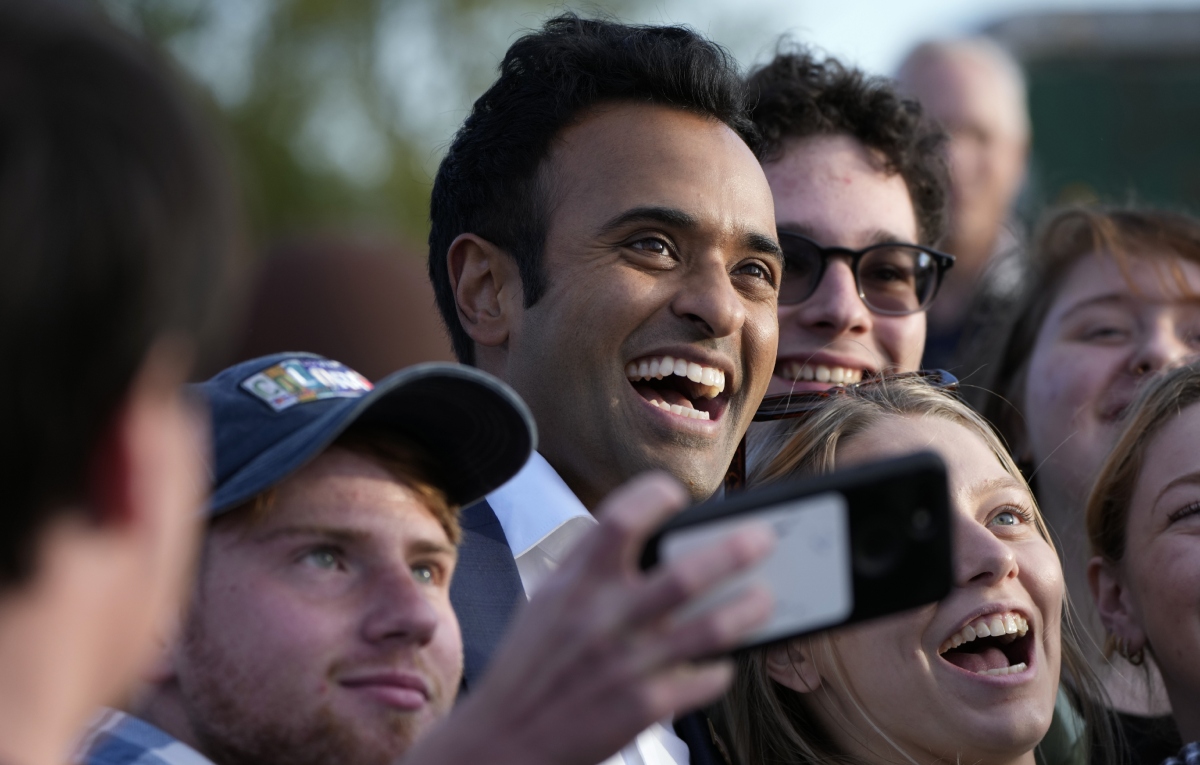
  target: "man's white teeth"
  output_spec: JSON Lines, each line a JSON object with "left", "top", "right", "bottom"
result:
{"left": 647, "top": 398, "right": 710, "bottom": 420}
{"left": 980, "top": 662, "right": 1027, "bottom": 677}
{"left": 624, "top": 355, "right": 726, "bottom": 396}
{"left": 777, "top": 362, "right": 864, "bottom": 385}
{"left": 938, "top": 611, "right": 1029, "bottom": 654}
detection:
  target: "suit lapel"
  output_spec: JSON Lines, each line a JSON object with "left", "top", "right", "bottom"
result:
{"left": 451, "top": 498, "right": 525, "bottom": 691}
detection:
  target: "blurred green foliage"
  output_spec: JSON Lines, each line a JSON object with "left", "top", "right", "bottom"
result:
{"left": 99, "top": 0, "right": 635, "bottom": 250}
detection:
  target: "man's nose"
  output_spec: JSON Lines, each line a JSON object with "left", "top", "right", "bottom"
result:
{"left": 670, "top": 256, "right": 747, "bottom": 338}
{"left": 790, "top": 258, "right": 872, "bottom": 336}
{"left": 360, "top": 566, "right": 440, "bottom": 646}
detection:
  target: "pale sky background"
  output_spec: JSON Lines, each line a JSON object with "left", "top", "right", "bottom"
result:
{"left": 626, "top": 0, "right": 1200, "bottom": 76}
{"left": 155, "top": 0, "right": 1200, "bottom": 189}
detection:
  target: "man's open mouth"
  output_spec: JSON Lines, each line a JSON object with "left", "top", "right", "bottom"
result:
{"left": 625, "top": 355, "right": 728, "bottom": 422}
{"left": 938, "top": 610, "right": 1033, "bottom": 677}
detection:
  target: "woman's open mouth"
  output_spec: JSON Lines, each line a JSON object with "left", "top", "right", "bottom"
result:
{"left": 937, "top": 611, "right": 1033, "bottom": 677}
{"left": 625, "top": 354, "right": 728, "bottom": 422}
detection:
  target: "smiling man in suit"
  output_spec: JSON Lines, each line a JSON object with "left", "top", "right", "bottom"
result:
{"left": 428, "top": 13, "right": 781, "bottom": 764}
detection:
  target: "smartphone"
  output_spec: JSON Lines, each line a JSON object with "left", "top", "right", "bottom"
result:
{"left": 640, "top": 451, "right": 953, "bottom": 651}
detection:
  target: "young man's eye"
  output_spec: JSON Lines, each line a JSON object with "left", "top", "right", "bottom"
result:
{"left": 412, "top": 564, "right": 436, "bottom": 585}
{"left": 302, "top": 547, "right": 343, "bottom": 570}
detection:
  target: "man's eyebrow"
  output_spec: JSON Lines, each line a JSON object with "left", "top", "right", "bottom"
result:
{"left": 595, "top": 206, "right": 698, "bottom": 237}
{"left": 865, "top": 228, "right": 918, "bottom": 246}
{"left": 775, "top": 223, "right": 915, "bottom": 248}
{"left": 252, "top": 525, "right": 457, "bottom": 557}
{"left": 410, "top": 539, "right": 459, "bottom": 558}
{"left": 253, "top": 525, "right": 370, "bottom": 545}
{"left": 744, "top": 231, "right": 783, "bottom": 257}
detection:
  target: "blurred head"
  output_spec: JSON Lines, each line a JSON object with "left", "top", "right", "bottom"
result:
{"left": 154, "top": 429, "right": 462, "bottom": 765}
{"left": 430, "top": 14, "right": 781, "bottom": 506}
{"left": 0, "top": 0, "right": 233, "bottom": 710}
{"left": 898, "top": 38, "right": 1029, "bottom": 266}
{"left": 730, "top": 378, "right": 1105, "bottom": 765}
{"left": 236, "top": 237, "right": 453, "bottom": 381}
{"left": 974, "top": 208, "right": 1200, "bottom": 512}
{"left": 1088, "top": 363, "right": 1200, "bottom": 739}
{"left": 746, "top": 50, "right": 949, "bottom": 394}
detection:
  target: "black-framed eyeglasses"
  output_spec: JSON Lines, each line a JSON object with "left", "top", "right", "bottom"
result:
{"left": 778, "top": 231, "right": 955, "bottom": 315}
{"left": 723, "top": 370, "right": 959, "bottom": 493}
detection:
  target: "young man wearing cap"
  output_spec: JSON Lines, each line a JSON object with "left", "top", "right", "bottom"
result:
{"left": 80, "top": 354, "right": 771, "bottom": 765}
{"left": 0, "top": 5, "right": 234, "bottom": 765}
{"left": 428, "top": 15, "right": 779, "bottom": 763}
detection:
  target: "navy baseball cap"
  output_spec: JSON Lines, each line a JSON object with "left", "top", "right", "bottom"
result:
{"left": 196, "top": 353, "right": 536, "bottom": 515}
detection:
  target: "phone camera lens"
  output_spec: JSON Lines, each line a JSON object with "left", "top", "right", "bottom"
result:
{"left": 911, "top": 508, "right": 932, "bottom": 534}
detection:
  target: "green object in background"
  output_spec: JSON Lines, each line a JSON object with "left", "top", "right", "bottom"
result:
{"left": 990, "top": 10, "right": 1200, "bottom": 219}
{"left": 1027, "top": 55, "right": 1200, "bottom": 213}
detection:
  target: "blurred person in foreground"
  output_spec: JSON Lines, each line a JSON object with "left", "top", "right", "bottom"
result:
{"left": 746, "top": 48, "right": 952, "bottom": 397}
{"left": 428, "top": 12, "right": 780, "bottom": 763}
{"left": 968, "top": 206, "right": 1200, "bottom": 764}
{"left": 897, "top": 37, "right": 1031, "bottom": 371}
{"left": 0, "top": 3, "right": 236, "bottom": 765}
{"left": 79, "top": 354, "right": 771, "bottom": 765}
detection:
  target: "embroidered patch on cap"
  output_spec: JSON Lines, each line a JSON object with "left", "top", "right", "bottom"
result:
{"left": 241, "top": 358, "right": 373, "bottom": 412}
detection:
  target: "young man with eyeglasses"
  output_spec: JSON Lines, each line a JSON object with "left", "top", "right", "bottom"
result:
{"left": 746, "top": 48, "right": 952, "bottom": 395}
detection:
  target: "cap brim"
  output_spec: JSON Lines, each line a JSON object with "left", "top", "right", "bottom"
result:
{"left": 354, "top": 363, "right": 537, "bottom": 507}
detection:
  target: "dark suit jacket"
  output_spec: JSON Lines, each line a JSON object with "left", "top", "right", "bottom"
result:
{"left": 450, "top": 498, "right": 728, "bottom": 764}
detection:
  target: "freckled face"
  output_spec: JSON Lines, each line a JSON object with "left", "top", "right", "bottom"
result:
{"left": 801, "top": 417, "right": 1060, "bottom": 765}
{"left": 504, "top": 103, "right": 781, "bottom": 506}
{"left": 764, "top": 134, "right": 926, "bottom": 395}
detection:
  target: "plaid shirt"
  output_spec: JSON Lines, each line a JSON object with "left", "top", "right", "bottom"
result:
{"left": 1165, "top": 742, "right": 1200, "bottom": 765}
{"left": 76, "top": 709, "right": 214, "bottom": 765}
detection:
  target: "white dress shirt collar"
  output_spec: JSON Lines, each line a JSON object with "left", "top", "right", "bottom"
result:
{"left": 487, "top": 450, "right": 591, "bottom": 559}
{"left": 483, "top": 452, "right": 691, "bottom": 765}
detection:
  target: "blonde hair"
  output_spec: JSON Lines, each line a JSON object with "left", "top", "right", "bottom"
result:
{"left": 725, "top": 376, "right": 1112, "bottom": 765}
{"left": 1086, "top": 362, "right": 1200, "bottom": 657}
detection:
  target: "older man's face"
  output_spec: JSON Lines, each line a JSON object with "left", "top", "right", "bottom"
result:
{"left": 501, "top": 103, "right": 781, "bottom": 506}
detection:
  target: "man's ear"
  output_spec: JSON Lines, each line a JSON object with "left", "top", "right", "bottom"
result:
{"left": 447, "top": 233, "right": 523, "bottom": 350}
{"left": 1088, "top": 555, "right": 1148, "bottom": 655}
{"left": 765, "top": 638, "right": 823, "bottom": 694}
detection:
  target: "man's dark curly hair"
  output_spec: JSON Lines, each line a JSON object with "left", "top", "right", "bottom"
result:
{"left": 746, "top": 47, "right": 949, "bottom": 246}
{"left": 429, "top": 13, "right": 758, "bottom": 364}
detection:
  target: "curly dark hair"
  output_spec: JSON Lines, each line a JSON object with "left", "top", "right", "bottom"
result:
{"left": 746, "top": 47, "right": 948, "bottom": 246}
{"left": 429, "top": 13, "right": 757, "bottom": 364}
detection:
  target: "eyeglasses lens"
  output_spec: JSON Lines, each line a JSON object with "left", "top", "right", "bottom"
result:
{"left": 778, "top": 236, "right": 823, "bottom": 305}
{"left": 858, "top": 246, "right": 939, "bottom": 315}
{"left": 778, "top": 234, "right": 940, "bottom": 316}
